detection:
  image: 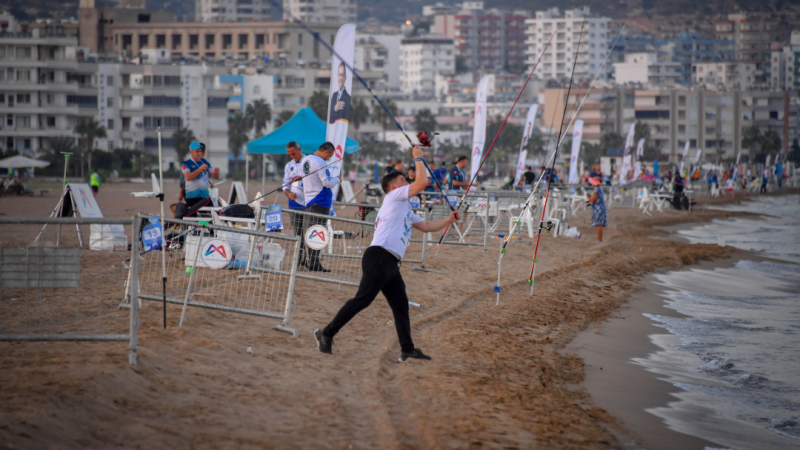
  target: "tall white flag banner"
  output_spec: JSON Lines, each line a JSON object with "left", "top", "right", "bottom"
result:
{"left": 620, "top": 155, "right": 632, "bottom": 185}
{"left": 514, "top": 150, "right": 528, "bottom": 186}
{"left": 568, "top": 120, "right": 584, "bottom": 184}
{"left": 735, "top": 152, "right": 741, "bottom": 165}
{"left": 633, "top": 138, "right": 645, "bottom": 180}
{"left": 766, "top": 154, "right": 771, "bottom": 168}
{"left": 694, "top": 148, "right": 702, "bottom": 164}
{"left": 325, "top": 24, "right": 356, "bottom": 206}
{"left": 625, "top": 123, "right": 635, "bottom": 154}
{"left": 680, "top": 141, "right": 690, "bottom": 173}
{"left": 636, "top": 138, "right": 645, "bottom": 158}
{"left": 470, "top": 76, "right": 489, "bottom": 181}
{"left": 513, "top": 104, "right": 538, "bottom": 186}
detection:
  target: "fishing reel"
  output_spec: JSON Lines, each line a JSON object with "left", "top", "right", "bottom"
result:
{"left": 416, "top": 131, "right": 439, "bottom": 147}
{"left": 538, "top": 221, "right": 554, "bottom": 233}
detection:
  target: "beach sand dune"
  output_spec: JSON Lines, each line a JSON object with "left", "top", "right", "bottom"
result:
{"left": 0, "top": 182, "right": 749, "bottom": 449}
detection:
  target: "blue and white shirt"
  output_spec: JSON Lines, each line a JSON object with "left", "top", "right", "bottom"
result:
{"left": 181, "top": 158, "right": 211, "bottom": 199}
{"left": 283, "top": 159, "right": 306, "bottom": 209}
{"left": 448, "top": 165, "right": 465, "bottom": 190}
{"left": 300, "top": 154, "right": 339, "bottom": 209}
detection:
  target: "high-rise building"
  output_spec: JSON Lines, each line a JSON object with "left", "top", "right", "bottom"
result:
{"left": 194, "top": 0, "right": 273, "bottom": 23}
{"left": 430, "top": 1, "right": 528, "bottom": 72}
{"left": 714, "top": 13, "right": 779, "bottom": 76}
{"left": 765, "top": 31, "right": 800, "bottom": 91}
{"left": 400, "top": 35, "right": 455, "bottom": 97}
{"left": 78, "top": 0, "right": 174, "bottom": 53}
{"left": 613, "top": 53, "right": 683, "bottom": 86}
{"left": 282, "top": 0, "right": 357, "bottom": 24}
{"left": 0, "top": 15, "right": 79, "bottom": 155}
{"left": 524, "top": 7, "right": 611, "bottom": 83}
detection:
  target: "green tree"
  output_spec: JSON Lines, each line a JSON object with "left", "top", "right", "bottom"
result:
{"left": 633, "top": 121, "right": 651, "bottom": 144}
{"left": 484, "top": 115, "right": 523, "bottom": 163}
{"left": 582, "top": 142, "right": 604, "bottom": 166}
{"left": 373, "top": 98, "right": 398, "bottom": 141}
{"left": 274, "top": 110, "right": 296, "bottom": 128}
{"left": 227, "top": 111, "right": 250, "bottom": 171}
{"left": 308, "top": 90, "right": 329, "bottom": 121}
{"left": 760, "top": 129, "right": 782, "bottom": 155}
{"left": 435, "top": 140, "right": 471, "bottom": 165}
{"left": 413, "top": 108, "right": 437, "bottom": 134}
{"left": 47, "top": 136, "right": 78, "bottom": 177}
{"left": 74, "top": 118, "right": 107, "bottom": 175}
{"left": 525, "top": 134, "right": 547, "bottom": 156}
{"left": 171, "top": 126, "right": 196, "bottom": 164}
{"left": 600, "top": 131, "right": 625, "bottom": 150}
{"left": 741, "top": 126, "right": 761, "bottom": 162}
{"left": 245, "top": 99, "right": 272, "bottom": 138}
{"left": 349, "top": 97, "right": 370, "bottom": 139}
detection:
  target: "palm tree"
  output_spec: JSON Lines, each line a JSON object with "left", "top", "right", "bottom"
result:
{"left": 741, "top": 126, "right": 761, "bottom": 162}
{"left": 308, "top": 90, "right": 329, "bottom": 121}
{"left": 274, "top": 110, "right": 296, "bottom": 128}
{"left": 245, "top": 99, "right": 272, "bottom": 138}
{"left": 172, "top": 126, "right": 196, "bottom": 164}
{"left": 349, "top": 97, "right": 369, "bottom": 139}
{"left": 372, "top": 98, "right": 398, "bottom": 141}
{"left": 227, "top": 112, "right": 250, "bottom": 172}
{"left": 413, "top": 108, "right": 437, "bottom": 134}
{"left": 74, "top": 118, "right": 107, "bottom": 175}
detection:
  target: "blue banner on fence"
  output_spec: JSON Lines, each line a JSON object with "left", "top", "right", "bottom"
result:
{"left": 446, "top": 190, "right": 459, "bottom": 207}
{"left": 142, "top": 216, "right": 163, "bottom": 252}
{"left": 264, "top": 205, "right": 284, "bottom": 232}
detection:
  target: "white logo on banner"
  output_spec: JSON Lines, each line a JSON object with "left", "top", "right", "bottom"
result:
{"left": 304, "top": 224, "right": 328, "bottom": 250}
{"left": 200, "top": 238, "right": 232, "bottom": 269}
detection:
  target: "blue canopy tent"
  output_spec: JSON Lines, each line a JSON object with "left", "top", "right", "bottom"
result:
{"left": 246, "top": 107, "right": 359, "bottom": 155}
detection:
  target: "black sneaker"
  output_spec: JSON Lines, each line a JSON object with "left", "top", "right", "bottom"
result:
{"left": 308, "top": 265, "right": 331, "bottom": 273}
{"left": 314, "top": 328, "right": 332, "bottom": 354}
{"left": 399, "top": 348, "right": 431, "bottom": 362}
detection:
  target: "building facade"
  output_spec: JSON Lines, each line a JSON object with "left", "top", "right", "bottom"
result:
{"left": 400, "top": 35, "right": 455, "bottom": 97}
{"left": 78, "top": 0, "right": 174, "bottom": 54}
{"left": 282, "top": 0, "right": 356, "bottom": 24}
{"left": 524, "top": 8, "right": 611, "bottom": 83}
{"left": 714, "top": 13, "right": 779, "bottom": 76}
{"left": 195, "top": 0, "right": 273, "bottom": 23}
{"left": 692, "top": 62, "right": 757, "bottom": 90}
{"left": 613, "top": 52, "right": 682, "bottom": 86}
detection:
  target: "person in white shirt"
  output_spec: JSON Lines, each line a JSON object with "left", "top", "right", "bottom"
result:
{"left": 283, "top": 141, "right": 307, "bottom": 267}
{"left": 298, "top": 142, "right": 340, "bottom": 272}
{"left": 315, "top": 145, "right": 461, "bottom": 362}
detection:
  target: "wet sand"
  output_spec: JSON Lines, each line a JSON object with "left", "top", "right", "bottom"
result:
{"left": 0, "top": 181, "right": 780, "bottom": 449}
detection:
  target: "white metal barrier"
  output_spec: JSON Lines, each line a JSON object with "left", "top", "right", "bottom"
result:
{"left": 0, "top": 216, "right": 140, "bottom": 365}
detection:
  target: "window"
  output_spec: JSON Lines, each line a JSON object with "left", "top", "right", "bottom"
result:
{"left": 16, "top": 94, "right": 31, "bottom": 104}
{"left": 108, "top": 97, "right": 114, "bottom": 108}
{"left": 164, "top": 76, "right": 180, "bottom": 87}
{"left": 106, "top": 75, "right": 114, "bottom": 87}
{"left": 705, "top": 126, "right": 716, "bottom": 134}
{"left": 47, "top": 116, "right": 56, "bottom": 127}
{"left": 17, "top": 116, "right": 31, "bottom": 128}
{"left": 207, "top": 97, "right": 228, "bottom": 109}
{"left": 690, "top": 125, "right": 697, "bottom": 134}
{"left": 769, "top": 111, "right": 778, "bottom": 120}
{"left": 0, "top": 94, "right": 4, "bottom": 103}
{"left": 153, "top": 75, "right": 163, "bottom": 87}
{"left": 16, "top": 47, "right": 31, "bottom": 59}
{"left": 67, "top": 95, "right": 98, "bottom": 108}
{"left": 0, "top": 48, "right": 4, "bottom": 58}
{"left": 635, "top": 110, "right": 670, "bottom": 120}
{"left": 678, "top": 110, "right": 686, "bottom": 120}
{"left": 144, "top": 96, "right": 181, "bottom": 108}
{"left": 16, "top": 70, "right": 31, "bottom": 81}
{"left": 253, "top": 85, "right": 261, "bottom": 95}
{"left": 144, "top": 137, "right": 174, "bottom": 148}
{"left": 107, "top": 119, "right": 114, "bottom": 130}
{"left": 678, "top": 125, "right": 686, "bottom": 134}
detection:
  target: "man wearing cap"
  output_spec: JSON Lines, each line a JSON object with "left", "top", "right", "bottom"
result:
{"left": 182, "top": 141, "right": 215, "bottom": 215}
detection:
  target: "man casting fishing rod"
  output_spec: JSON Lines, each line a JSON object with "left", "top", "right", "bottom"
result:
{"left": 315, "top": 145, "right": 461, "bottom": 362}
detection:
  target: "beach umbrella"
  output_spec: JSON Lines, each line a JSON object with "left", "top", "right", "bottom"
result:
{"left": 0, "top": 155, "right": 50, "bottom": 169}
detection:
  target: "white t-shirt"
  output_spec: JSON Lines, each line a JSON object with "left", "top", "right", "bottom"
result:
{"left": 371, "top": 185, "right": 423, "bottom": 260}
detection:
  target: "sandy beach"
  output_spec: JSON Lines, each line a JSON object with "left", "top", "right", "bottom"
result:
{"left": 0, "top": 181, "right": 783, "bottom": 449}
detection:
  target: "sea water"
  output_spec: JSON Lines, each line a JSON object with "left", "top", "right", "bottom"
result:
{"left": 639, "top": 195, "right": 800, "bottom": 450}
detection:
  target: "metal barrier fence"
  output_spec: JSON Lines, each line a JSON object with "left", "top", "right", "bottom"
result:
{"left": 270, "top": 209, "right": 428, "bottom": 288}
{"left": 0, "top": 216, "right": 140, "bottom": 365}
{"left": 130, "top": 216, "right": 300, "bottom": 336}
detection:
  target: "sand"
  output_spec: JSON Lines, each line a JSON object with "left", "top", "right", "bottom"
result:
{"left": 0, "top": 181, "right": 778, "bottom": 449}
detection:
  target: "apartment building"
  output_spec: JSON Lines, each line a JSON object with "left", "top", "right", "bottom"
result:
{"left": 613, "top": 53, "right": 682, "bottom": 86}
{"left": 430, "top": 1, "right": 528, "bottom": 72}
{"left": 714, "top": 13, "right": 779, "bottom": 75}
{"left": 78, "top": 0, "right": 174, "bottom": 54}
{"left": 693, "top": 62, "right": 757, "bottom": 90}
{"left": 110, "top": 21, "right": 341, "bottom": 65}
{"left": 195, "top": 0, "right": 273, "bottom": 23}
{"left": 282, "top": 0, "right": 356, "bottom": 24}
{"left": 541, "top": 86, "right": 799, "bottom": 162}
{"left": 765, "top": 31, "right": 800, "bottom": 90}
{"left": 357, "top": 33, "right": 402, "bottom": 90}
{"left": 0, "top": 23, "right": 79, "bottom": 154}
{"left": 400, "top": 35, "right": 455, "bottom": 97}
{"left": 524, "top": 8, "right": 611, "bottom": 83}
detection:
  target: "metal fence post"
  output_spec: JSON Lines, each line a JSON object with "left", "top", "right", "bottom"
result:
{"left": 129, "top": 216, "right": 140, "bottom": 366}
{"left": 276, "top": 239, "right": 301, "bottom": 337}
{"left": 180, "top": 224, "right": 204, "bottom": 327}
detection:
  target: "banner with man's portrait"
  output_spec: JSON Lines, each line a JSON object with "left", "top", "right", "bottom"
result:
{"left": 326, "top": 24, "right": 356, "bottom": 181}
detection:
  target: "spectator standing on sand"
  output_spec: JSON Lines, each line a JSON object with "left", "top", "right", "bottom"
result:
{"left": 672, "top": 174, "right": 684, "bottom": 210}
{"left": 348, "top": 167, "right": 357, "bottom": 188}
{"left": 90, "top": 171, "right": 101, "bottom": 197}
{"left": 299, "top": 142, "right": 339, "bottom": 272}
{"left": 314, "top": 145, "right": 462, "bottom": 362}
{"left": 283, "top": 141, "right": 307, "bottom": 268}
{"left": 182, "top": 141, "right": 215, "bottom": 215}
{"left": 385, "top": 159, "right": 395, "bottom": 175}
{"left": 586, "top": 177, "right": 606, "bottom": 242}
{"left": 727, "top": 177, "right": 735, "bottom": 198}
{"left": 761, "top": 168, "right": 769, "bottom": 194}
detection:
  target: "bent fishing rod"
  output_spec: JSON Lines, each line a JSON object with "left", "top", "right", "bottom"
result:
{"left": 495, "top": 22, "right": 627, "bottom": 304}
{"left": 431, "top": 29, "right": 558, "bottom": 259}
{"left": 264, "top": 0, "right": 455, "bottom": 213}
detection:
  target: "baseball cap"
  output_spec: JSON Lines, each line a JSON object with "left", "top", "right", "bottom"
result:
{"left": 189, "top": 141, "right": 206, "bottom": 151}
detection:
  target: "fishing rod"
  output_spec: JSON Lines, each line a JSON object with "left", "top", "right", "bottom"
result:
{"left": 263, "top": 0, "right": 455, "bottom": 214}
{"left": 495, "top": 23, "right": 627, "bottom": 304}
{"left": 431, "top": 29, "right": 558, "bottom": 259}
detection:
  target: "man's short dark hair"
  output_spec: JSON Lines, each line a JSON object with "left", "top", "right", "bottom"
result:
{"left": 440, "top": 162, "right": 446, "bottom": 166}
{"left": 457, "top": 155, "right": 469, "bottom": 163}
{"left": 319, "top": 141, "right": 335, "bottom": 153}
{"left": 526, "top": 166, "right": 532, "bottom": 170}
{"left": 287, "top": 141, "right": 299, "bottom": 149}
{"left": 381, "top": 171, "right": 404, "bottom": 194}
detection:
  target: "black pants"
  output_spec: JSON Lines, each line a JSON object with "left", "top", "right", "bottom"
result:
{"left": 303, "top": 204, "right": 329, "bottom": 269}
{"left": 289, "top": 208, "right": 306, "bottom": 266}
{"left": 761, "top": 182, "right": 767, "bottom": 193}
{"left": 323, "top": 246, "right": 414, "bottom": 353}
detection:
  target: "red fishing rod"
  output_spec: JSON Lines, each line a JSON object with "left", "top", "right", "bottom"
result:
{"left": 527, "top": 10, "right": 588, "bottom": 294}
{"left": 433, "top": 29, "right": 557, "bottom": 259}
